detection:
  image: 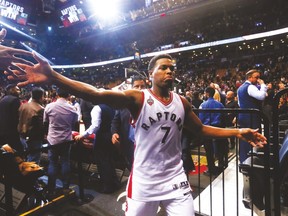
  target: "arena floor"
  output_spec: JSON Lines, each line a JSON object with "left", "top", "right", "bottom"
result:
{"left": 12, "top": 150, "right": 213, "bottom": 216}
{"left": 1, "top": 146, "right": 235, "bottom": 216}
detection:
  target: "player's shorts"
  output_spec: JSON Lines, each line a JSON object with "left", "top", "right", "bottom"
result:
{"left": 125, "top": 191, "right": 195, "bottom": 216}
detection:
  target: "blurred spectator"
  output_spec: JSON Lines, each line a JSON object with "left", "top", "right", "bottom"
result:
{"left": 199, "top": 87, "right": 228, "bottom": 175}
{"left": 70, "top": 95, "right": 82, "bottom": 131}
{"left": 80, "top": 99, "right": 94, "bottom": 130}
{"left": 18, "top": 87, "right": 45, "bottom": 164}
{"left": 191, "top": 91, "right": 203, "bottom": 108}
{"left": 279, "top": 97, "right": 288, "bottom": 120}
{"left": 44, "top": 89, "right": 78, "bottom": 195}
{"left": 225, "top": 90, "right": 239, "bottom": 149}
{"left": 75, "top": 104, "right": 119, "bottom": 194}
{"left": 263, "top": 82, "right": 275, "bottom": 125}
{"left": 0, "top": 84, "right": 23, "bottom": 152}
{"left": 237, "top": 69, "right": 267, "bottom": 163}
{"left": 210, "top": 82, "right": 221, "bottom": 102}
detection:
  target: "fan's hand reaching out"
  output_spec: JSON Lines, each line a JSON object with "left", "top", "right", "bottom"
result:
{"left": 5, "top": 52, "right": 54, "bottom": 87}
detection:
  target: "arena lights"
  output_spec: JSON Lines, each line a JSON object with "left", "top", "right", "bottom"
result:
{"left": 86, "top": 0, "right": 121, "bottom": 24}
{"left": 0, "top": 20, "right": 40, "bottom": 42}
{"left": 52, "top": 26, "right": 288, "bottom": 69}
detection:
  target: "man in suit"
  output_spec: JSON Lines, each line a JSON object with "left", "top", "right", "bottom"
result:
{"left": 111, "top": 76, "right": 147, "bottom": 171}
{"left": 75, "top": 103, "right": 118, "bottom": 193}
{"left": 0, "top": 84, "right": 23, "bottom": 152}
{"left": 79, "top": 99, "right": 94, "bottom": 130}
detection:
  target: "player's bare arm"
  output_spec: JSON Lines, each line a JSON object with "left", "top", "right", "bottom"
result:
{"left": 5, "top": 52, "right": 142, "bottom": 111}
{"left": 182, "top": 97, "right": 267, "bottom": 147}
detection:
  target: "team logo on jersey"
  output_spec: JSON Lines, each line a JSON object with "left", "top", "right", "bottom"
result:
{"left": 147, "top": 96, "right": 154, "bottom": 106}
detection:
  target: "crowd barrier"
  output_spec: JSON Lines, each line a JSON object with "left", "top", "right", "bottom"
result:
{"left": 192, "top": 88, "right": 288, "bottom": 216}
{"left": 0, "top": 140, "right": 93, "bottom": 216}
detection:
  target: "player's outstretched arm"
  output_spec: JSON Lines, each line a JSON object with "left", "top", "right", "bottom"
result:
{"left": 183, "top": 98, "right": 267, "bottom": 148}
{"left": 5, "top": 52, "right": 139, "bottom": 110}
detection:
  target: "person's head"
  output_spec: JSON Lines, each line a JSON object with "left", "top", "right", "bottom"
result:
{"left": 278, "top": 82, "right": 286, "bottom": 90}
{"left": 148, "top": 54, "right": 175, "bottom": 89}
{"left": 132, "top": 76, "right": 147, "bottom": 90}
{"left": 204, "top": 87, "right": 215, "bottom": 98}
{"left": 31, "top": 87, "right": 45, "bottom": 103}
{"left": 209, "top": 82, "right": 215, "bottom": 89}
{"left": 57, "top": 88, "right": 70, "bottom": 99}
{"left": 5, "top": 84, "right": 20, "bottom": 97}
{"left": 185, "top": 90, "right": 192, "bottom": 98}
{"left": 192, "top": 91, "right": 200, "bottom": 99}
{"left": 279, "top": 96, "right": 286, "bottom": 105}
{"left": 214, "top": 83, "right": 220, "bottom": 91}
{"left": 246, "top": 69, "right": 261, "bottom": 85}
{"left": 226, "top": 91, "right": 235, "bottom": 101}
{"left": 267, "top": 82, "right": 273, "bottom": 89}
{"left": 70, "top": 95, "right": 76, "bottom": 103}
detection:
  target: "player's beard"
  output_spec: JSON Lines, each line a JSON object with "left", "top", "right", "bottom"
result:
{"left": 165, "top": 79, "right": 173, "bottom": 90}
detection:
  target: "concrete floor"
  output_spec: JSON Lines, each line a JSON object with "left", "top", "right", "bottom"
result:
{"left": 10, "top": 161, "right": 212, "bottom": 216}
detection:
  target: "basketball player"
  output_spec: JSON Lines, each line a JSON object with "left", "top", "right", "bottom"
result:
{"left": 5, "top": 53, "right": 267, "bottom": 216}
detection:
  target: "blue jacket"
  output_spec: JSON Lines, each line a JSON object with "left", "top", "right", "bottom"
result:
{"left": 199, "top": 97, "right": 225, "bottom": 127}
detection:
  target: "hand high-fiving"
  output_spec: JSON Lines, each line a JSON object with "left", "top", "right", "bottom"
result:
{"left": 0, "top": 28, "right": 34, "bottom": 73}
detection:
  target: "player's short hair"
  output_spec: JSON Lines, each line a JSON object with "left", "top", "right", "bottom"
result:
{"left": 148, "top": 54, "right": 172, "bottom": 72}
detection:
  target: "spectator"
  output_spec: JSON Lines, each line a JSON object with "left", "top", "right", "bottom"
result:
{"left": 237, "top": 69, "right": 267, "bottom": 163}
{"left": 263, "top": 82, "right": 275, "bottom": 125}
{"left": 0, "top": 84, "right": 23, "bottom": 152}
{"left": 70, "top": 95, "right": 82, "bottom": 131}
{"left": 44, "top": 88, "right": 78, "bottom": 196}
{"left": 210, "top": 82, "right": 221, "bottom": 102}
{"left": 225, "top": 90, "right": 239, "bottom": 149}
{"left": 191, "top": 91, "right": 203, "bottom": 108}
{"left": 75, "top": 104, "right": 119, "bottom": 194}
{"left": 199, "top": 87, "right": 229, "bottom": 175}
{"left": 18, "top": 87, "right": 45, "bottom": 164}
{"left": 279, "top": 97, "right": 288, "bottom": 119}
{"left": 79, "top": 99, "right": 94, "bottom": 130}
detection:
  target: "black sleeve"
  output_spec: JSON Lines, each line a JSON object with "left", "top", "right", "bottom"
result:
{"left": 111, "top": 109, "right": 121, "bottom": 134}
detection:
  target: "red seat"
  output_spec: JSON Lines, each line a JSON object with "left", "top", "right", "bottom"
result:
{"left": 72, "top": 131, "right": 95, "bottom": 149}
